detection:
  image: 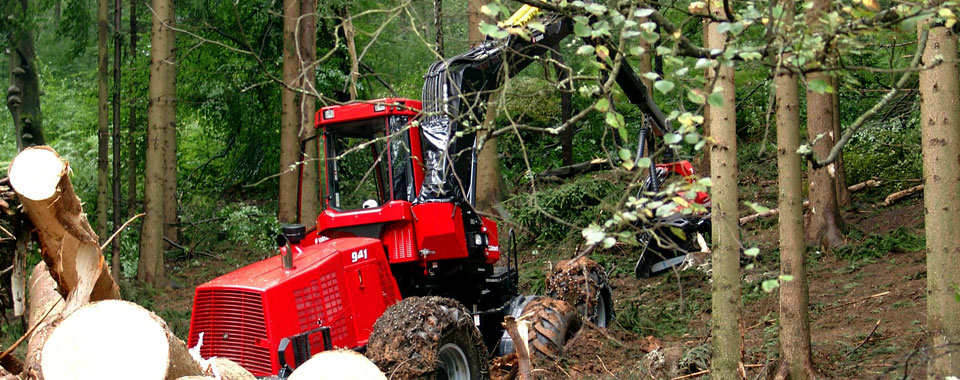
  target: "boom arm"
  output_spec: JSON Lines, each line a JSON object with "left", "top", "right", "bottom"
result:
{"left": 415, "top": 5, "right": 671, "bottom": 204}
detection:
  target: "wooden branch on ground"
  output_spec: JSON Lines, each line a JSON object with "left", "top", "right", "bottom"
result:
{"left": 8, "top": 146, "right": 120, "bottom": 306}
{"left": 845, "top": 319, "right": 881, "bottom": 357}
{"left": 882, "top": 184, "right": 923, "bottom": 206}
{"left": 503, "top": 317, "right": 534, "bottom": 380}
{"left": 536, "top": 158, "right": 609, "bottom": 180}
{"left": 824, "top": 291, "right": 890, "bottom": 311}
{"left": 739, "top": 179, "right": 881, "bottom": 225}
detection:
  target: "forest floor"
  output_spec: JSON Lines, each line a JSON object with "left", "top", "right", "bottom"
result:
{"left": 127, "top": 193, "right": 929, "bottom": 379}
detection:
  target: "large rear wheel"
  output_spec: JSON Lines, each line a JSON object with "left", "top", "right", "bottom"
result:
{"left": 365, "top": 296, "right": 488, "bottom": 380}
{"left": 546, "top": 256, "right": 614, "bottom": 327}
{"left": 520, "top": 297, "right": 581, "bottom": 358}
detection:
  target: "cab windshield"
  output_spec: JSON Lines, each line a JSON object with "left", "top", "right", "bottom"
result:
{"left": 325, "top": 115, "right": 414, "bottom": 210}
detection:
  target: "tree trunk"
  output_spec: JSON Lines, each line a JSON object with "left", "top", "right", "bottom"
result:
{"left": 705, "top": 11, "right": 741, "bottom": 379}
{"left": 98, "top": 0, "right": 110, "bottom": 243}
{"left": 434, "top": 0, "right": 443, "bottom": 57}
{"left": 38, "top": 300, "right": 202, "bottom": 380}
{"left": 299, "top": 0, "right": 319, "bottom": 228}
{"left": 919, "top": 18, "right": 960, "bottom": 378}
{"left": 466, "top": 0, "right": 488, "bottom": 45}
{"left": 6, "top": 0, "right": 46, "bottom": 150}
{"left": 8, "top": 147, "right": 121, "bottom": 307}
{"left": 475, "top": 94, "right": 504, "bottom": 213}
{"left": 140, "top": 0, "right": 176, "bottom": 287}
{"left": 831, "top": 76, "right": 851, "bottom": 205}
{"left": 123, "top": 0, "right": 138, "bottom": 276}
{"left": 552, "top": 51, "right": 573, "bottom": 166}
{"left": 112, "top": 0, "right": 123, "bottom": 270}
{"left": 278, "top": 0, "right": 300, "bottom": 224}
{"left": 697, "top": 18, "right": 711, "bottom": 176}
{"left": 343, "top": 12, "right": 359, "bottom": 100}
{"left": 774, "top": 3, "right": 816, "bottom": 376}
{"left": 804, "top": 0, "right": 844, "bottom": 250}
{"left": 160, "top": 0, "right": 179, "bottom": 249}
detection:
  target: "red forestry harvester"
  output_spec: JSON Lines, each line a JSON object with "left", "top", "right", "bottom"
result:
{"left": 187, "top": 4, "right": 709, "bottom": 380}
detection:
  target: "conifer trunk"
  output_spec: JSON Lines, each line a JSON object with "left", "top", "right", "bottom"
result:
{"left": 122, "top": 0, "right": 138, "bottom": 276}
{"left": 299, "top": 0, "right": 319, "bottom": 228}
{"left": 278, "top": 0, "right": 301, "bottom": 224}
{"left": 804, "top": 0, "right": 843, "bottom": 249}
{"left": 775, "top": 3, "right": 815, "bottom": 376}
{"left": 705, "top": 9, "right": 741, "bottom": 378}
{"left": 111, "top": 0, "right": 123, "bottom": 267}
{"left": 831, "top": 76, "right": 851, "bottom": 205}
{"left": 6, "top": 0, "right": 45, "bottom": 150}
{"left": 468, "top": 0, "right": 503, "bottom": 212}
{"left": 139, "top": 0, "right": 176, "bottom": 287}
{"left": 97, "top": 0, "right": 111, "bottom": 243}
{"left": 918, "top": 18, "right": 960, "bottom": 378}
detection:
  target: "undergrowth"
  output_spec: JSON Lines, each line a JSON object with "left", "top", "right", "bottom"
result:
{"left": 835, "top": 227, "right": 924, "bottom": 261}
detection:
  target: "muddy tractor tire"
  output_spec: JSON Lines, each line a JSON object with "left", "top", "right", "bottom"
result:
{"left": 520, "top": 297, "right": 581, "bottom": 358}
{"left": 365, "top": 296, "right": 489, "bottom": 380}
{"left": 546, "top": 256, "right": 614, "bottom": 327}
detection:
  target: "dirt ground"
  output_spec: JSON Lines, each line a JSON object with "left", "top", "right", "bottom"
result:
{"left": 150, "top": 198, "right": 930, "bottom": 380}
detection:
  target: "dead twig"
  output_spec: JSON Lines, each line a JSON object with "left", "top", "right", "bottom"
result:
{"left": 846, "top": 319, "right": 882, "bottom": 357}
{"left": 825, "top": 291, "right": 890, "bottom": 311}
{"left": 99, "top": 213, "right": 145, "bottom": 251}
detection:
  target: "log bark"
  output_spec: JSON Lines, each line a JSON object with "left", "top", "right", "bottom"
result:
{"left": 8, "top": 147, "right": 120, "bottom": 305}
{"left": 192, "top": 358, "right": 255, "bottom": 380}
{"left": 502, "top": 317, "right": 533, "bottom": 380}
{"left": 739, "top": 179, "right": 880, "bottom": 225}
{"left": 288, "top": 350, "right": 387, "bottom": 380}
{"left": 883, "top": 184, "right": 923, "bottom": 206}
{"left": 38, "top": 300, "right": 201, "bottom": 380}
{"left": 24, "top": 262, "right": 65, "bottom": 380}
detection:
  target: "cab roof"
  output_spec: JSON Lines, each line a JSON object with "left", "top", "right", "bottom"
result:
{"left": 314, "top": 98, "right": 422, "bottom": 129}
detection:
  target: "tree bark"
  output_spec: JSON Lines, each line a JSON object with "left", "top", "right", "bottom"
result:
{"left": 552, "top": 51, "right": 573, "bottom": 166}
{"left": 23, "top": 262, "right": 64, "bottom": 380}
{"left": 919, "top": 18, "right": 960, "bottom": 378}
{"left": 467, "top": 0, "right": 489, "bottom": 45}
{"left": 123, "top": 0, "right": 138, "bottom": 276}
{"left": 804, "top": 0, "right": 844, "bottom": 250}
{"left": 831, "top": 76, "right": 851, "bottom": 205}
{"left": 774, "top": 3, "right": 816, "bottom": 376}
{"left": 6, "top": 0, "right": 46, "bottom": 150}
{"left": 434, "top": 0, "right": 443, "bottom": 57}
{"left": 475, "top": 94, "right": 505, "bottom": 213}
{"left": 343, "top": 12, "right": 359, "bottom": 100}
{"left": 111, "top": 0, "right": 123, "bottom": 272}
{"left": 697, "top": 17, "right": 711, "bottom": 177}
{"left": 299, "top": 0, "right": 319, "bottom": 228}
{"left": 98, "top": 0, "right": 110, "bottom": 244}
{"left": 140, "top": 0, "right": 176, "bottom": 287}
{"left": 38, "top": 300, "right": 202, "bottom": 380}
{"left": 278, "top": 0, "right": 300, "bottom": 224}
{"left": 705, "top": 9, "right": 741, "bottom": 379}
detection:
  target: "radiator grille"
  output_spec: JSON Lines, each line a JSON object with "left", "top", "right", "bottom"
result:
{"left": 190, "top": 289, "right": 271, "bottom": 376}
{"left": 319, "top": 272, "right": 347, "bottom": 342}
{"left": 386, "top": 226, "right": 414, "bottom": 261}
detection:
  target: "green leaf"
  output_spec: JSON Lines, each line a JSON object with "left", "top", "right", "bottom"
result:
{"left": 664, "top": 133, "right": 682, "bottom": 144}
{"left": 527, "top": 21, "right": 546, "bottom": 33}
{"left": 744, "top": 247, "right": 760, "bottom": 257}
{"left": 779, "top": 275, "right": 795, "bottom": 282}
{"left": 654, "top": 80, "right": 675, "bottom": 94}
{"left": 479, "top": 22, "right": 508, "bottom": 39}
{"left": 808, "top": 78, "right": 833, "bottom": 94}
{"left": 637, "top": 157, "right": 652, "bottom": 168}
{"left": 618, "top": 147, "right": 632, "bottom": 162}
{"left": 585, "top": 3, "right": 607, "bottom": 15}
{"left": 635, "top": 8, "right": 654, "bottom": 17}
{"left": 761, "top": 279, "right": 780, "bottom": 292}
{"left": 687, "top": 90, "right": 705, "bottom": 104}
{"left": 739, "top": 51, "right": 762, "bottom": 61}
{"left": 744, "top": 201, "right": 770, "bottom": 213}
{"left": 576, "top": 45, "right": 595, "bottom": 55}
{"left": 605, "top": 112, "right": 625, "bottom": 129}
{"left": 573, "top": 21, "right": 592, "bottom": 37}
{"left": 582, "top": 224, "right": 605, "bottom": 245}
{"left": 595, "top": 98, "right": 610, "bottom": 112}
{"left": 708, "top": 92, "right": 724, "bottom": 107}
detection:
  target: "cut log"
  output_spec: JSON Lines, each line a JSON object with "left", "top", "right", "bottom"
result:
{"left": 38, "top": 300, "right": 201, "bottom": 380}
{"left": 8, "top": 146, "right": 119, "bottom": 305}
{"left": 739, "top": 179, "right": 882, "bottom": 225}
{"left": 288, "top": 350, "right": 386, "bottom": 380}
{"left": 502, "top": 317, "right": 533, "bottom": 380}
{"left": 23, "top": 262, "right": 65, "bottom": 379}
{"left": 882, "top": 184, "right": 923, "bottom": 206}
{"left": 199, "top": 358, "right": 256, "bottom": 380}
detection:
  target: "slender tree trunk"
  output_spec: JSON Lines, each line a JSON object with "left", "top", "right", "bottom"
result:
{"left": 125, "top": 0, "right": 138, "bottom": 267}
{"left": 804, "top": 0, "right": 843, "bottom": 249}
{"left": 111, "top": 0, "right": 122, "bottom": 268}
{"left": 98, "top": 0, "right": 110, "bottom": 243}
{"left": 831, "top": 76, "right": 851, "bottom": 205}
{"left": 434, "top": 0, "right": 443, "bottom": 57}
{"left": 775, "top": 3, "right": 815, "bottom": 377}
{"left": 343, "top": 12, "right": 359, "bottom": 100}
{"left": 278, "top": 0, "right": 301, "bottom": 224}
{"left": 697, "top": 18, "right": 710, "bottom": 176}
{"left": 299, "top": 0, "right": 319, "bottom": 228}
{"left": 552, "top": 52, "right": 573, "bottom": 166}
{"left": 705, "top": 11, "right": 741, "bottom": 379}
{"left": 468, "top": 0, "right": 503, "bottom": 212}
{"left": 6, "top": 0, "right": 45, "bottom": 150}
{"left": 139, "top": 0, "right": 175, "bottom": 287}
{"left": 159, "top": 0, "right": 178, "bottom": 248}
{"left": 919, "top": 19, "right": 960, "bottom": 379}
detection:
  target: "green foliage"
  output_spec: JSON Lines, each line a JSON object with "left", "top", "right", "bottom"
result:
{"left": 845, "top": 122, "right": 923, "bottom": 191}
{"left": 618, "top": 285, "right": 708, "bottom": 338}
{"left": 217, "top": 203, "right": 282, "bottom": 255}
{"left": 503, "top": 177, "right": 621, "bottom": 245}
{"left": 835, "top": 227, "right": 925, "bottom": 261}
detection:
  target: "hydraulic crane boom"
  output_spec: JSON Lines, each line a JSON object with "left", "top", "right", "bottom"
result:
{"left": 416, "top": 4, "right": 671, "bottom": 204}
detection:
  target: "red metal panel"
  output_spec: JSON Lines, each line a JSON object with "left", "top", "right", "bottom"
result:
{"left": 317, "top": 200, "right": 414, "bottom": 232}
{"left": 481, "top": 217, "right": 500, "bottom": 264}
{"left": 316, "top": 98, "right": 422, "bottom": 128}
{"left": 383, "top": 221, "right": 416, "bottom": 263}
{"left": 412, "top": 203, "right": 468, "bottom": 261}
{"left": 189, "top": 289, "right": 272, "bottom": 376}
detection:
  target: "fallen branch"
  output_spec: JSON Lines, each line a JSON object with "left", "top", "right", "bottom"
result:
{"left": 536, "top": 158, "right": 609, "bottom": 180}
{"left": 845, "top": 319, "right": 881, "bottom": 357}
{"left": 503, "top": 316, "right": 534, "bottom": 380}
{"left": 739, "top": 179, "right": 881, "bottom": 225}
{"left": 99, "top": 213, "right": 145, "bottom": 251}
{"left": 882, "top": 184, "right": 923, "bottom": 206}
{"left": 825, "top": 291, "right": 890, "bottom": 311}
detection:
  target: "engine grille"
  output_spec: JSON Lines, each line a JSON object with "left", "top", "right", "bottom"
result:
{"left": 190, "top": 289, "right": 272, "bottom": 375}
